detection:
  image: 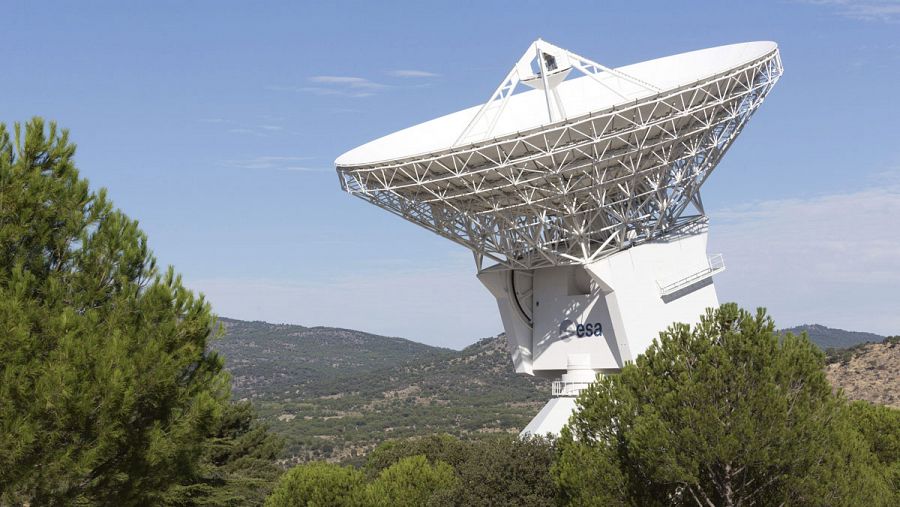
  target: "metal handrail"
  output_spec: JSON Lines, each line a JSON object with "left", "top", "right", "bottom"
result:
{"left": 552, "top": 380, "right": 593, "bottom": 397}
{"left": 658, "top": 254, "right": 726, "bottom": 296}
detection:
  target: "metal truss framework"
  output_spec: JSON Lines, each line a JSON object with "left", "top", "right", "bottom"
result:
{"left": 338, "top": 48, "right": 783, "bottom": 270}
{"left": 454, "top": 39, "right": 662, "bottom": 146}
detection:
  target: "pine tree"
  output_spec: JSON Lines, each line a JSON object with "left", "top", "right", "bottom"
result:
{"left": 165, "top": 402, "right": 284, "bottom": 506}
{"left": 0, "top": 118, "right": 231, "bottom": 505}
{"left": 364, "top": 433, "right": 558, "bottom": 506}
{"left": 361, "top": 455, "right": 458, "bottom": 507}
{"left": 844, "top": 400, "right": 900, "bottom": 497}
{"left": 554, "top": 304, "right": 895, "bottom": 506}
{"left": 265, "top": 462, "right": 364, "bottom": 507}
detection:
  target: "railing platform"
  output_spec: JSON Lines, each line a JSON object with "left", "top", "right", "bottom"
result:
{"left": 658, "top": 254, "right": 726, "bottom": 296}
{"left": 552, "top": 380, "right": 593, "bottom": 397}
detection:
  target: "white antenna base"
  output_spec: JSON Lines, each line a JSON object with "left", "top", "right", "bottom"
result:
{"left": 520, "top": 397, "right": 579, "bottom": 438}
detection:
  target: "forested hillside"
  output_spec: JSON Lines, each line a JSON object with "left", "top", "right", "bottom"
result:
{"left": 214, "top": 318, "right": 896, "bottom": 464}
{"left": 215, "top": 318, "right": 455, "bottom": 400}
{"left": 782, "top": 323, "right": 883, "bottom": 349}
{"left": 213, "top": 319, "right": 548, "bottom": 463}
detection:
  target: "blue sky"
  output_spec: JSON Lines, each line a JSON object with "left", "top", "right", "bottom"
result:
{"left": 3, "top": 0, "right": 899, "bottom": 347}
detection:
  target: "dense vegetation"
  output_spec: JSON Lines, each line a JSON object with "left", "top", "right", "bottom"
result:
{"left": 266, "top": 434, "right": 557, "bottom": 506}
{"left": 265, "top": 305, "right": 899, "bottom": 505}
{"left": 213, "top": 319, "right": 549, "bottom": 463}
{"left": 216, "top": 318, "right": 884, "bottom": 464}
{"left": 0, "top": 119, "right": 281, "bottom": 505}
{"left": 215, "top": 317, "right": 456, "bottom": 397}
{"left": 783, "top": 323, "right": 884, "bottom": 350}
{"left": 555, "top": 304, "right": 896, "bottom": 506}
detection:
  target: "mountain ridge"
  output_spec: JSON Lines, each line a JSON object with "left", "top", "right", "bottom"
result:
{"left": 212, "top": 317, "right": 894, "bottom": 463}
{"left": 212, "top": 318, "right": 547, "bottom": 462}
{"left": 780, "top": 323, "right": 883, "bottom": 350}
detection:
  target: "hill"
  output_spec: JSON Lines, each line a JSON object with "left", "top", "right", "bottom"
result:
{"left": 826, "top": 337, "right": 899, "bottom": 408}
{"left": 214, "top": 318, "right": 455, "bottom": 400}
{"left": 213, "top": 318, "right": 896, "bottom": 464}
{"left": 782, "top": 324, "right": 883, "bottom": 350}
{"left": 212, "top": 319, "right": 548, "bottom": 463}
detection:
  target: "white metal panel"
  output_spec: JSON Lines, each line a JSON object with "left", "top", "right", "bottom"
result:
{"left": 477, "top": 268, "right": 534, "bottom": 374}
{"left": 584, "top": 232, "right": 719, "bottom": 359}
{"left": 531, "top": 266, "right": 622, "bottom": 373}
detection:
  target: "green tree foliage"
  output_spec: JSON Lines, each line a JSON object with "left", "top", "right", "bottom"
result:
{"left": 451, "top": 435, "right": 557, "bottom": 507}
{"left": 265, "top": 462, "right": 364, "bottom": 507}
{"left": 0, "top": 118, "right": 270, "bottom": 505}
{"left": 554, "top": 303, "right": 894, "bottom": 506}
{"left": 266, "top": 455, "right": 457, "bottom": 507}
{"left": 362, "top": 455, "right": 458, "bottom": 507}
{"left": 165, "top": 401, "right": 284, "bottom": 506}
{"left": 845, "top": 400, "right": 900, "bottom": 495}
{"left": 364, "top": 434, "right": 470, "bottom": 478}
{"left": 365, "top": 434, "right": 557, "bottom": 506}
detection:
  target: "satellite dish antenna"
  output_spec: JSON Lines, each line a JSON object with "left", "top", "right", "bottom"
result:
{"left": 336, "top": 40, "right": 783, "bottom": 436}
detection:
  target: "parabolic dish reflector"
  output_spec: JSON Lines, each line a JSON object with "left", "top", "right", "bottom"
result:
{"left": 337, "top": 40, "right": 782, "bottom": 269}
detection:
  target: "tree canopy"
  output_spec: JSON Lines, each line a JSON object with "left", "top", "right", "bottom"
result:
{"left": 554, "top": 303, "right": 895, "bottom": 506}
{"left": 164, "top": 401, "right": 283, "bottom": 506}
{"left": 362, "top": 454, "right": 458, "bottom": 506}
{"left": 265, "top": 454, "right": 457, "bottom": 507}
{"left": 365, "top": 433, "right": 557, "bottom": 506}
{"left": 0, "top": 118, "right": 277, "bottom": 505}
{"left": 265, "top": 461, "right": 364, "bottom": 507}
{"left": 267, "top": 434, "right": 556, "bottom": 506}
{"left": 845, "top": 400, "right": 900, "bottom": 495}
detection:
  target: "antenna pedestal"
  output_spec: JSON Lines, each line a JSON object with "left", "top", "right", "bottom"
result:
{"left": 520, "top": 355, "right": 598, "bottom": 436}
{"left": 479, "top": 231, "right": 723, "bottom": 436}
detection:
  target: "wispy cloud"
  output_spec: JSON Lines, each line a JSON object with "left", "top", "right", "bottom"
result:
{"left": 303, "top": 87, "right": 375, "bottom": 98}
{"left": 800, "top": 0, "right": 900, "bottom": 22}
{"left": 388, "top": 69, "right": 440, "bottom": 78}
{"left": 309, "top": 75, "right": 387, "bottom": 89}
{"left": 224, "top": 156, "right": 329, "bottom": 172}
{"left": 226, "top": 127, "right": 259, "bottom": 135}
{"left": 200, "top": 117, "right": 290, "bottom": 137}
{"left": 267, "top": 70, "right": 438, "bottom": 99}
{"left": 709, "top": 170, "right": 900, "bottom": 334}
{"left": 267, "top": 74, "right": 396, "bottom": 98}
